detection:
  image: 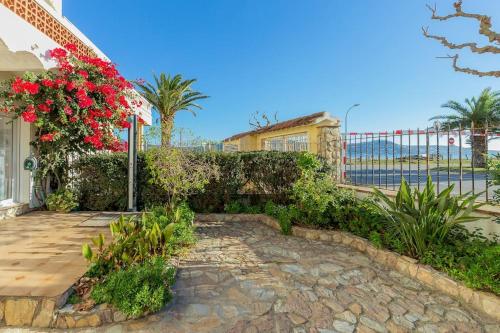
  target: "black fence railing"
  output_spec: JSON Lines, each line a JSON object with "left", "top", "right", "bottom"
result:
{"left": 343, "top": 126, "right": 500, "bottom": 202}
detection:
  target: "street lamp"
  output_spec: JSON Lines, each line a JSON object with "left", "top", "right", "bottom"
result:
{"left": 344, "top": 104, "right": 360, "bottom": 140}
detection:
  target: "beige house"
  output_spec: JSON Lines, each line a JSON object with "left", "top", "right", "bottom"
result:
{"left": 223, "top": 111, "right": 342, "bottom": 177}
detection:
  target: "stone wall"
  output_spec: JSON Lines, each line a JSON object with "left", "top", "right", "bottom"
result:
{"left": 196, "top": 213, "right": 500, "bottom": 322}
{"left": 317, "top": 126, "right": 342, "bottom": 181}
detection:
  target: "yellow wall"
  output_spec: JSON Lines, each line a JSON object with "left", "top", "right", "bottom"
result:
{"left": 224, "top": 123, "right": 324, "bottom": 153}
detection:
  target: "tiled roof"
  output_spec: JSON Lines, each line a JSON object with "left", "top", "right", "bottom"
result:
{"left": 224, "top": 112, "right": 328, "bottom": 142}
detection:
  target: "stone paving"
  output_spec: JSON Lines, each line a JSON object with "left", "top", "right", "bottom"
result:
{"left": 9, "top": 218, "right": 500, "bottom": 333}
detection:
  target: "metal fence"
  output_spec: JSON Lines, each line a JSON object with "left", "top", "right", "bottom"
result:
{"left": 144, "top": 141, "right": 223, "bottom": 152}
{"left": 343, "top": 126, "right": 500, "bottom": 202}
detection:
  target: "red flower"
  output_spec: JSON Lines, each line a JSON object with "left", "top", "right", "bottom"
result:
{"left": 38, "top": 104, "right": 51, "bottom": 113}
{"left": 45, "top": 99, "right": 54, "bottom": 106}
{"left": 40, "top": 133, "right": 55, "bottom": 142}
{"left": 78, "top": 96, "right": 93, "bottom": 108}
{"left": 41, "top": 79, "right": 53, "bottom": 87}
{"left": 49, "top": 48, "right": 67, "bottom": 59}
{"left": 24, "top": 82, "right": 40, "bottom": 95}
{"left": 78, "top": 70, "right": 89, "bottom": 79}
{"left": 84, "top": 135, "right": 104, "bottom": 149}
{"left": 64, "top": 106, "right": 73, "bottom": 115}
{"left": 99, "top": 84, "right": 115, "bottom": 96}
{"left": 118, "top": 95, "right": 129, "bottom": 108}
{"left": 66, "top": 81, "right": 76, "bottom": 91}
{"left": 54, "top": 78, "right": 66, "bottom": 88}
{"left": 119, "top": 120, "right": 131, "bottom": 129}
{"left": 21, "top": 111, "right": 37, "bottom": 123}
{"left": 11, "top": 77, "right": 24, "bottom": 93}
{"left": 104, "top": 109, "right": 113, "bottom": 119}
{"left": 11, "top": 78, "right": 38, "bottom": 94}
{"left": 64, "top": 43, "right": 78, "bottom": 52}
{"left": 85, "top": 81, "right": 96, "bottom": 92}
{"left": 69, "top": 116, "right": 78, "bottom": 123}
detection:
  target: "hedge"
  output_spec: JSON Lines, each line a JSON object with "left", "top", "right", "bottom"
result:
{"left": 73, "top": 151, "right": 322, "bottom": 212}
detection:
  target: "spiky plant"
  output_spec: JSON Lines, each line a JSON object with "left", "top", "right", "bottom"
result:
{"left": 371, "top": 177, "right": 483, "bottom": 259}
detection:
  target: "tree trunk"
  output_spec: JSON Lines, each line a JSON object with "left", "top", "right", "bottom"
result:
{"left": 161, "top": 116, "right": 174, "bottom": 147}
{"left": 471, "top": 130, "right": 487, "bottom": 168}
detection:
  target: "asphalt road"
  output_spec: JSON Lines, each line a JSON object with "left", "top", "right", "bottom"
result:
{"left": 346, "top": 167, "right": 496, "bottom": 202}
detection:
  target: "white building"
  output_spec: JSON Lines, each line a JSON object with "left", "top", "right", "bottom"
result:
{"left": 0, "top": 0, "right": 152, "bottom": 218}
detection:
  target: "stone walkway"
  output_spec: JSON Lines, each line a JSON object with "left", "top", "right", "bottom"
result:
{"left": 11, "top": 218, "right": 500, "bottom": 333}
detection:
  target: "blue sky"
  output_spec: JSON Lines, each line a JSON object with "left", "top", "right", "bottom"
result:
{"left": 64, "top": 0, "right": 499, "bottom": 141}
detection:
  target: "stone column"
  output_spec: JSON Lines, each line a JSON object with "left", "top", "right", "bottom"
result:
{"left": 317, "top": 125, "right": 342, "bottom": 181}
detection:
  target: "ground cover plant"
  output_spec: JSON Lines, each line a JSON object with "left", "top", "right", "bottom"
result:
{"left": 80, "top": 204, "right": 196, "bottom": 317}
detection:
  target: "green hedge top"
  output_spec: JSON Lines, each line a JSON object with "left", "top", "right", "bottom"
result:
{"left": 74, "top": 150, "right": 326, "bottom": 212}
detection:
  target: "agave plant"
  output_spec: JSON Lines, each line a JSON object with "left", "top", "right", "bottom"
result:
{"left": 371, "top": 178, "right": 483, "bottom": 259}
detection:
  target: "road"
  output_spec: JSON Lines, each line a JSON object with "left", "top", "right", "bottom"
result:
{"left": 346, "top": 167, "right": 496, "bottom": 202}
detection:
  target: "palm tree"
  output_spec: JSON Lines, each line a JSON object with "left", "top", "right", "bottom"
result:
{"left": 430, "top": 88, "right": 500, "bottom": 167}
{"left": 135, "top": 73, "right": 208, "bottom": 146}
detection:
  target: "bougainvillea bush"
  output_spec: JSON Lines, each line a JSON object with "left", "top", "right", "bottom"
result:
{"left": 0, "top": 44, "right": 138, "bottom": 198}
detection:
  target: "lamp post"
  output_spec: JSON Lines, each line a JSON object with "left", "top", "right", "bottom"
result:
{"left": 344, "top": 104, "right": 360, "bottom": 141}
{"left": 343, "top": 104, "right": 360, "bottom": 181}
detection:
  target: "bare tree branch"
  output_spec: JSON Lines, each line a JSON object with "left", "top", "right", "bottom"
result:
{"left": 423, "top": 1, "right": 499, "bottom": 77}
{"left": 422, "top": 27, "right": 500, "bottom": 54}
{"left": 438, "top": 54, "right": 500, "bottom": 77}
{"left": 249, "top": 111, "right": 279, "bottom": 130}
{"left": 426, "top": 1, "right": 500, "bottom": 43}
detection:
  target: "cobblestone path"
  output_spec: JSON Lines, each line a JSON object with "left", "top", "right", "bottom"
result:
{"left": 43, "top": 219, "right": 500, "bottom": 333}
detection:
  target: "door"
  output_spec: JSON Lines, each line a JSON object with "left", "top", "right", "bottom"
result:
{"left": 0, "top": 115, "right": 13, "bottom": 205}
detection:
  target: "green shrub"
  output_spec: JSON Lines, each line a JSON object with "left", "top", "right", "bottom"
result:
{"left": 224, "top": 201, "right": 243, "bottom": 213}
{"left": 223, "top": 200, "right": 263, "bottom": 214}
{"left": 371, "top": 177, "right": 483, "bottom": 258}
{"left": 45, "top": 189, "right": 78, "bottom": 213}
{"left": 264, "top": 201, "right": 297, "bottom": 235}
{"left": 74, "top": 151, "right": 314, "bottom": 212}
{"left": 145, "top": 148, "right": 220, "bottom": 209}
{"left": 422, "top": 229, "right": 500, "bottom": 295}
{"left": 91, "top": 257, "right": 176, "bottom": 318}
{"left": 74, "top": 153, "right": 128, "bottom": 211}
{"left": 82, "top": 204, "right": 195, "bottom": 277}
{"left": 337, "top": 197, "right": 386, "bottom": 238}
{"left": 291, "top": 153, "right": 336, "bottom": 226}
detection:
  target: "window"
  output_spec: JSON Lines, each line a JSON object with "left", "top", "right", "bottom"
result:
{"left": 262, "top": 133, "right": 308, "bottom": 152}
{"left": 0, "top": 116, "right": 13, "bottom": 202}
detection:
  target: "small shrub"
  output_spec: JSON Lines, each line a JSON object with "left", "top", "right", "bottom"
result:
{"left": 371, "top": 177, "right": 483, "bottom": 258}
{"left": 82, "top": 204, "right": 196, "bottom": 277}
{"left": 291, "top": 153, "right": 336, "bottom": 226}
{"left": 224, "top": 201, "right": 243, "bottom": 214}
{"left": 91, "top": 257, "right": 176, "bottom": 318}
{"left": 145, "top": 148, "right": 220, "bottom": 208}
{"left": 243, "top": 205, "right": 263, "bottom": 214}
{"left": 264, "top": 201, "right": 296, "bottom": 235}
{"left": 45, "top": 189, "right": 78, "bottom": 213}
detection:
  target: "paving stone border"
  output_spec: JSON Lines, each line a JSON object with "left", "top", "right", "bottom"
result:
{"left": 196, "top": 213, "right": 500, "bottom": 321}
{"left": 0, "top": 294, "right": 131, "bottom": 328}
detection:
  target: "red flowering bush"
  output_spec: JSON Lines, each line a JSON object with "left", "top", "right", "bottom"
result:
{"left": 0, "top": 44, "right": 135, "bottom": 192}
